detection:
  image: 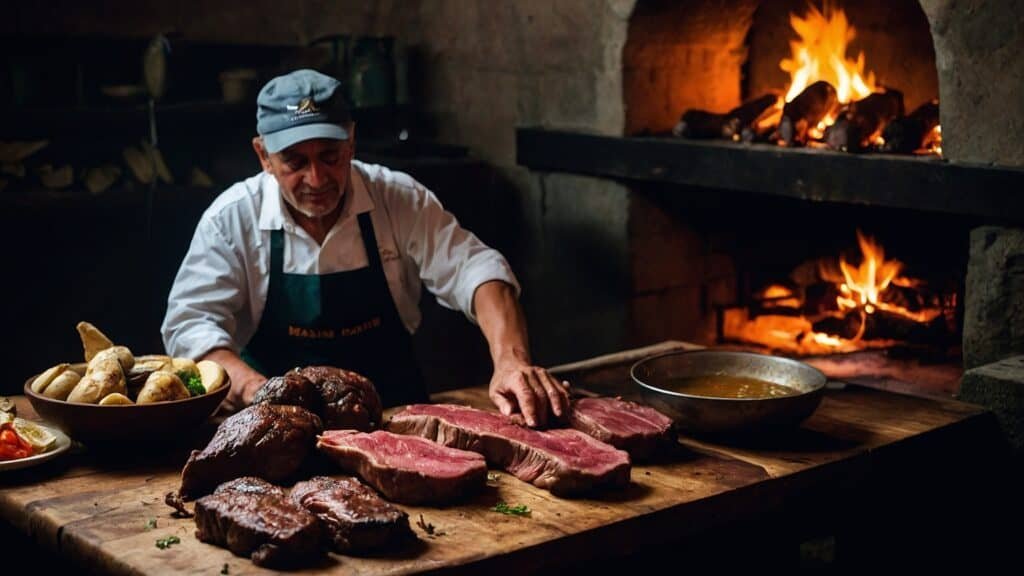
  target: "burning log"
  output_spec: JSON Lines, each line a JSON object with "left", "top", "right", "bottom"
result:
{"left": 722, "top": 93, "right": 780, "bottom": 140}
{"left": 672, "top": 110, "right": 731, "bottom": 139}
{"left": 824, "top": 90, "right": 905, "bottom": 152}
{"left": 880, "top": 100, "right": 940, "bottom": 154}
{"left": 778, "top": 80, "right": 838, "bottom": 146}
{"left": 674, "top": 93, "right": 780, "bottom": 140}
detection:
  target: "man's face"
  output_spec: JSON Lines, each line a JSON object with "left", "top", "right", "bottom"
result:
{"left": 254, "top": 135, "right": 355, "bottom": 220}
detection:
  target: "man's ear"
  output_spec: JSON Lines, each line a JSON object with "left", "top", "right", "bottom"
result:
{"left": 252, "top": 137, "right": 272, "bottom": 172}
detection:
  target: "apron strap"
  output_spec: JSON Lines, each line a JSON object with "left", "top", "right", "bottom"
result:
{"left": 357, "top": 212, "right": 383, "bottom": 270}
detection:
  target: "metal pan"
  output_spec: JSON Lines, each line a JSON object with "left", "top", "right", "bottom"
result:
{"left": 631, "top": 349, "right": 826, "bottom": 437}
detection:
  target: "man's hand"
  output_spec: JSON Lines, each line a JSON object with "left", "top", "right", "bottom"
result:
{"left": 227, "top": 370, "right": 269, "bottom": 412}
{"left": 488, "top": 359, "right": 570, "bottom": 428}
{"left": 202, "top": 348, "right": 267, "bottom": 412}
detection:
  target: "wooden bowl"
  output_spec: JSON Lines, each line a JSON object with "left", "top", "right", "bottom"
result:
{"left": 23, "top": 369, "right": 229, "bottom": 447}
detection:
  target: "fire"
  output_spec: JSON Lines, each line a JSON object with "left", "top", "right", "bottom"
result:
{"left": 780, "top": 1, "right": 878, "bottom": 104}
{"left": 722, "top": 230, "right": 947, "bottom": 355}
{"left": 821, "top": 231, "right": 942, "bottom": 326}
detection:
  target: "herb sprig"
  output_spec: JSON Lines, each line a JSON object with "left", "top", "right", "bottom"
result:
{"left": 491, "top": 501, "right": 531, "bottom": 516}
{"left": 155, "top": 535, "right": 181, "bottom": 549}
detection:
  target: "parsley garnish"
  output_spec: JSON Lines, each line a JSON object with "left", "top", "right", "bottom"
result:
{"left": 492, "top": 501, "right": 530, "bottom": 516}
{"left": 143, "top": 517, "right": 157, "bottom": 531}
{"left": 177, "top": 371, "right": 205, "bottom": 396}
{"left": 155, "top": 535, "right": 181, "bottom": 549}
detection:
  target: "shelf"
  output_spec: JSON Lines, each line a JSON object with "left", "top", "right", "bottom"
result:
{"left": 516, "top": 127, "right": 1024, "bottom": 224}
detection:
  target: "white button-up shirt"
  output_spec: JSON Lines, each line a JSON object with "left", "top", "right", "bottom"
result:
{"left": 161, "top": 159, "right": 520, "bottom": 360}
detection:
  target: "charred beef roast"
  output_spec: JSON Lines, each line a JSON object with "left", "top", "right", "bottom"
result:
{"left": 195, "top": 477, "right": 322, "bottom": 568}
{"left": 213, "top": 476, "right": 287, "bottom": 498}
{"left": 568, "top": 397, "right": 676, "bottom": 461}
{"left": 178, "top": 403, "right": 322, "bottom": 499}
{"left": 299, "top": 366, "right": 383, "bottom": 431}
{"left": 290, "top": 476, "right": 414, "bottom": 553}
{"left": 252, "top": 371, "right": 321, "bottom": 413}
{"left": 388, "top": 404, "right": 631, "bottom": 497}
{"left": 317, "top": 430, "right": 488, "bottom": 505}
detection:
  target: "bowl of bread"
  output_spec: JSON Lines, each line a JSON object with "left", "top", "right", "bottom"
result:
{"left": 24, "top": 322, "right": 230, "bottom": 446}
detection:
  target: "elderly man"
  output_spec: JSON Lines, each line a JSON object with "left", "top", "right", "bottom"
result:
{"left": 162, "top": 69, "right": 566, "bottom": 426}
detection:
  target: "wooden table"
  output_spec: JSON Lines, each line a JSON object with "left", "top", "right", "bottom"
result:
{"left": 0, "top": 342, "right": 1006, "bottom": 574}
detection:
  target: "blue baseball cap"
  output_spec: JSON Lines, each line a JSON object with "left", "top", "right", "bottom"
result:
{"left": 256, "top": 69, "right": 351, "bottom": 153}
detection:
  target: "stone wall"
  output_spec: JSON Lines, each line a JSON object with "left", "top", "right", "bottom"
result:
{"left": 9, "top": 0, "right": 1023, "bottom": 367}
{"left": 919, "top": 0, "right": 1024, "bottom": 166}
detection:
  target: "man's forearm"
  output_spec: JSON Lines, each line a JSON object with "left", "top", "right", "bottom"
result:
{"left": 473, "top": 280, "right": 531, "bottom": 368}
{"left": 474, "top": 280, "right": 570, "bottom": 426}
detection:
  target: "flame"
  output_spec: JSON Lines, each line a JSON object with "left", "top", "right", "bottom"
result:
{"left": 780, "top": 1, "right": 878, "bottom": 104}
{"left": 833, "top": 231, "right": 902, "bottom": 313}
{"left": 920, "top": 124, "right": 943, "bottom": 156}
{"left": 823, "top": 230, "right": 942, "bottom": 329}
{"left": 724, "top": 230, "right": 947, "bottom": 355}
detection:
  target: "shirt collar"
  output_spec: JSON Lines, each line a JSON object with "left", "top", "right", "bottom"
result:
{"left": 257, "top": 162, "right": 374, "bottom": 232}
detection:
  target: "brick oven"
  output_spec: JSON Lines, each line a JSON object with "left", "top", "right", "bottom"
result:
{"left": 517, "top": 0, "right": 1024, "bottom": 447}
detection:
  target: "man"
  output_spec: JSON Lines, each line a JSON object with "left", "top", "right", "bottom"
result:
{"left": 162, "top": 69, "right": 566, "bottom": 426}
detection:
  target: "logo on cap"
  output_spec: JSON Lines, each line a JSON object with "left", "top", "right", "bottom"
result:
{"left": 286, "top": 97, "right": 320, "bottom": 117}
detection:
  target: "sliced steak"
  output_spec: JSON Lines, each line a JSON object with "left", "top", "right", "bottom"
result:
{"left": 300, "top": 366, "right": 383, "bottom": 431}
{"left": 179, "top": 403, "right": 322, "bottom": 499}
{"left": 252, "top": 371, "right": 321, "bottom": 413}
{"left": 568, "top": 397, "right": 676, "bottom": 461}
{"left": 290, "top": 476, "right": 414, "bottom": 553}
{"left": 387, "top": 404, "right": 631, "bottom": 497}
{"left": 195, "top": 483, "right": 321, "bottom": 568}
{"left": 317, "top": 430, "right": 487, "bottom": 505}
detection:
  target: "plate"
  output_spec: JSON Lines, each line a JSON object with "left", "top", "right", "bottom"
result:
{"left": 0, "top": 423, "right": 72, "bottom": 472}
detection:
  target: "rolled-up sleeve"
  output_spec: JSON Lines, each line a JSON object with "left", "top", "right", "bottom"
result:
{"left": 161, "top": 216, "right": 249, "bottom": 359}
{"left": 392, "top": 177, "right": 520, "bottom": 324}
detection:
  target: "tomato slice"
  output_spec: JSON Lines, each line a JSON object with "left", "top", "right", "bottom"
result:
{"left": 0, "top": 423, "right": 35, "bottom": 457}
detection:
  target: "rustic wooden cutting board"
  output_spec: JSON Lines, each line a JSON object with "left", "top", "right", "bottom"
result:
{"left": 0, "top": 341, "right": 994, "bottom": 575}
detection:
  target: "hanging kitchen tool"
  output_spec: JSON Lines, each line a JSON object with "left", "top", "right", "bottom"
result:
{"left": 143, "top": 34, "right": 173, "bottom": 103}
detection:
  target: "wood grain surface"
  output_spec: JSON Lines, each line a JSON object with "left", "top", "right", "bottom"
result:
{"left": 0, "top": 342, "right": 996, "bottom": 575}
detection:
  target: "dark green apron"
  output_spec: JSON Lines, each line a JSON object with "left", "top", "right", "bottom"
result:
{"left": 242, "top": 212, "right": 426, "bottom": 407}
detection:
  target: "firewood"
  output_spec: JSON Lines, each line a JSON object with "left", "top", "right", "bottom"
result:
{"left": 778, "top": 81, "right": 838, "bottom": 146}
{"left": 880, "top": 100, "right": 940, "bottom": 153}
{"left": 672, "top": 109, "right": 733, "bottom": 139}
{"left": 722, "top": 93, "right": 780, "bottom": 140}
{"left": 740, "top": 124, "right": 774, "bottom": 143}
{"left": 824, "top": 90, "right": 905, "bottom": 152}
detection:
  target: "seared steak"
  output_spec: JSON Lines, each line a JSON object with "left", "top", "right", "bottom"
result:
{"left": 300, "top": 366, "right": 383, "bottom": 431}
{"left": 214, "top": 476, "right": 287, "bottom": 498}
{"left": 568, "top": 397, "right": 676, "bottom": 461}
{"left": 252, "top": 371, "right": 321, "bottom": 413}
{"left": 317, "top": 430, "right": 487, "bottom": 505}
{"left": 290, "top": 476, "right": 414, "bottom": 553}
{"left": 195, "top": 479, "right": 322, "bottom": 568}
{"left": 388, "top": 404, "right": 631, "bottom": 497}
{"left": 179, "top": 403, "right": 322, "bottom": 499}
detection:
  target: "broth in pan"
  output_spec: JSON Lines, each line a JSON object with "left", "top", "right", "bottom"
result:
{"left": 663, "top": 375, "right": 800, "bottom": 399}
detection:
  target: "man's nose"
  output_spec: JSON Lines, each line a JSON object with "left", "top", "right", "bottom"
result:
{"left": 305, "top": 161, "right": 327, "bottom": 188}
